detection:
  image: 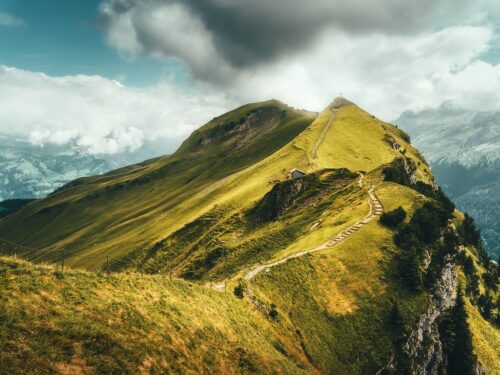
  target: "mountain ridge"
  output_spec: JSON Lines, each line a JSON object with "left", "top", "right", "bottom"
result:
{"left": 0, "top": 97, "right": 498, "bottom": 374}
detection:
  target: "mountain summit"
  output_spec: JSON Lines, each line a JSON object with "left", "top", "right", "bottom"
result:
{"left": 329, "top": 96, "right": 354, "bottom": 109}
{"left": 0, "top": 98, "right": 498, "bottom": 374}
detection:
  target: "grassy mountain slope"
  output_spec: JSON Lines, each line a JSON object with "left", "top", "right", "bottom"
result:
{"left": 0, "top": 98, "right": 429, "bottom": 272}
{"left": 0, "top": 100, "right": 316, "bottom": 266}
{"left": 1, "top": 98, "right": 497, "bottom": 374}
{"left": 0, "top": 257, "right": 312, "bottom": 374}
{"left": 249, "top": 175, "right": 431, "bottom": 374}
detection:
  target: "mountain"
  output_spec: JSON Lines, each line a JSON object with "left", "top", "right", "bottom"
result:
{"left": 396, "top": 102, "right": 500, "bottom": 257}
{"left": 0, "top": 98, "right": 498, "bottom": 374}
{"left": 0, "top": 134, "right": 168, "bottom": 201}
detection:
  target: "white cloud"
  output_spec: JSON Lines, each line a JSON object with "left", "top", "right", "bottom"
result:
{"left": 0, "top": 11, "right": 25, "bottom": 27}
{"left": 0, "top": 66, "right": 235, "bottom": 154}
{"left": 98, "top": 0, "right": 500, "bottom": 121}
{"left": 99, "top": 0, "right": 480, "bottom": 75}
{"left": 2, "top": 2, "right": 499, "bottom": 155}
{"left": 224, "top": 25, "right": 500, "bottom": 120}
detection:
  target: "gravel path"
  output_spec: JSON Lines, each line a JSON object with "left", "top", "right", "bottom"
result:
{"left": 311, "top": 109, "right": 336, "bottom": 159}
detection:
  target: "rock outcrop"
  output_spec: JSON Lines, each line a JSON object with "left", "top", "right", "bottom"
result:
{"left": 380, "top": 256, "right": 458, "bottom": 375}
{"left": 252, "top": 177, "right": 308, "bottom": 222}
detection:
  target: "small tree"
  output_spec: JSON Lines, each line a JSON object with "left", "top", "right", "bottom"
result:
{"left": 465, "top": 273, "right": 480, "bottom": 301}
{"left": 389, "top": 301, "right": 406, "bottom": 338}
{"left": 399, "top": 248, "right": 422, "bottom": 291}
{"left": 447, "top": 288, "right": 476, "bottom": 375}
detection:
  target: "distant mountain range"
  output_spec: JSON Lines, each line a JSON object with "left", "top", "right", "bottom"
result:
{"left": 396, "top": 101, "right": 500, "bottom": 257}
{"left": 0, "top": 134, "right": 169, "bottom": 201}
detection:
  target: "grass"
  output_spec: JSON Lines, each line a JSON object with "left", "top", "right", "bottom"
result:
{"left": 250, "top": 217, "right": 429, "bottom": 374}
{"left": 465, "top": 296, "right": 500, "bottom": 374}
{"left": 135, "top": 168, "right": 359, "bottom": 281}
{"left": 237, "top": 177, "right": 432, "bottom": 374}
{"left": 0, "top": 100, "right": 316, "bottom": 267}
{"left": 0, "top": 256, "right": 312, "bottom": 374}
{"left": 0, "top": 100, "right": 428, "bottom": 275}
{"left": 456, "top": 249, "right": 500, "bottom": 374}
{"left": 0, "top": 98, "right": 497, "bottom": 374}
{"left": 1, "top": 100, "right": 430, "bottom": 277}
{"left": 454, "top": 264, "right": 500, "bottom": 374}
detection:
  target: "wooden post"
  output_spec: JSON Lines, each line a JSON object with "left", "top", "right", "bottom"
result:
{"left": 169, "top": 266, "right": 172, "bottom": 280}
{"left": 61, "top": 248, "right": 65, "bottom": 273}
{"left": 106, "top": 255, "right": 110, "bottom": 277}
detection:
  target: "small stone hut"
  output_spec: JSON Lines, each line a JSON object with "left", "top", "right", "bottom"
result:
{"left": 290, "top": 168, "right": 306, "bottom": 179}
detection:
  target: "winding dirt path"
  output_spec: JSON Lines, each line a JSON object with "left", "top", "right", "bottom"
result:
{"left": 311, "top": 109, "right": 336, "bottom": 159}
{"left": 243, "top": 173, "right": 383, "bottom": 281}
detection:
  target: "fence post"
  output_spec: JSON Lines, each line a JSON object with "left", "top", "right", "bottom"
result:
{"left": 106, "top": 255, "right": 110, "bottom": 277}
{"left": 61, "top": 248, "right": 65, "bottom": 273}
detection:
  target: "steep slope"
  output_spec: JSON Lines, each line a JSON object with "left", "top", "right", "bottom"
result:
{"left": 1, "top": 98, "right": 497, "bottom": 374}
{"left": 0, "top": 100, "right": 316, "bottom": 266}
{"left": 0, "top": 257, "right": 313, "bottom": 374}
{"left": 0, "top": 98, "right": 427, "bottom": 271}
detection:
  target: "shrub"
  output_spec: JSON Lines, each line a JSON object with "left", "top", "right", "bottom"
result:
{"left": 483, "top": 264, "right": 499, "bottom": 292}
{"left": 394, "top": 201, "right": 451, "bottom": 250}
{"left": 399, "top": 131, "right": 411, "bottom": 143}
{"left": 393, "top": 201, "right": 453, "bottom": 291}
{"left": 478, "top": 294, "right": 494, "bottom": 320}
{"left": 234, "top": 283, "right": 245, "bottom": 299}
{"left": 268, "top": 304, "right": 279, "bottom": 321}
{"left": 380, "top": 207, "right": 406, "bottom": 228}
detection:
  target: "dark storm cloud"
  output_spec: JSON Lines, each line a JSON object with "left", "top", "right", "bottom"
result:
{"left": 182, "top": 0, "right": 470, "bottom": 67}
{"left": 99, "top": 0, "right": 473, "bottom": 75}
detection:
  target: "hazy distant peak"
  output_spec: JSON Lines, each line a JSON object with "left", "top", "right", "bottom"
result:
{"left": 396, "top": 102, "right": 500, "bottom": 167}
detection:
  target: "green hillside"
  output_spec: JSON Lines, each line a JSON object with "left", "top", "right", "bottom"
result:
{"left": 0, "top": 98, "right": 498, "bottom": 374}
{"left": 0, "top": 100, "right": 316, "bottom": 267}
{"left": 0, "top": 98, "right": 429, "bottom": 272}
{"left": 0, "top": 257, "right": 312, "bottom": 374}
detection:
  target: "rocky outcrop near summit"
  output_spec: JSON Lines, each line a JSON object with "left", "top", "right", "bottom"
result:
{"left": 252, "top": 176, "right": 309, "bottom": 222}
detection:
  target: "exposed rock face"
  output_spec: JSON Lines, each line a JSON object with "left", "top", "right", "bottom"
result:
{"left": 403, "top": 304, "right": 443, "bottom": 375}
{"left": 433, "top": 259, "right": 458, "bottom": 312}
{"left": 403, "top": 157, "right": 418, "bottom": 185}
{"left": 403, "top": 257, "right": 457, "bottom": 374}
{"left": 253, "top": 177, "right": 308, "bottom": 222}
{"left": 184, "top": 104, "right": 289, "bottom": 155}
{"left": 382, "top": 256, "right": 458, "bottom": 375}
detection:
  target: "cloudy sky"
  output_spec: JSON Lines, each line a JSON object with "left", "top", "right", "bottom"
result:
{"left": 0, "top": 0, "right": 499, "bottom": 155}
